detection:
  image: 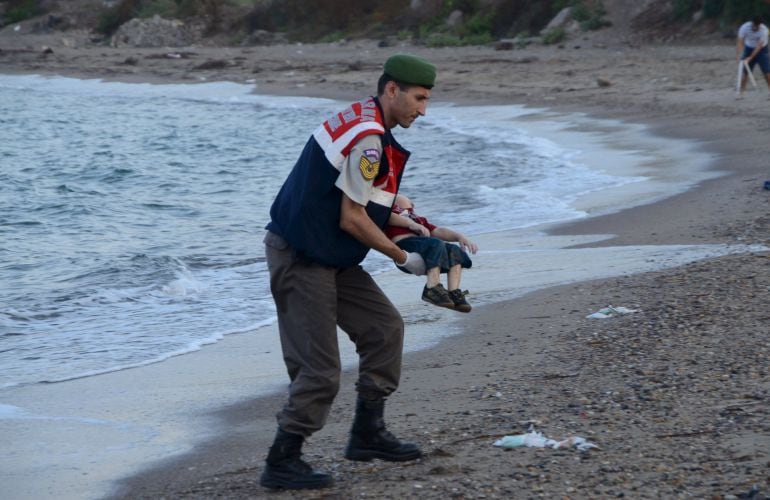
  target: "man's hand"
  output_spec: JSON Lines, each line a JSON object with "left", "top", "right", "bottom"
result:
{"left": 395, "top": 251, "right": 426, "bottom": 275}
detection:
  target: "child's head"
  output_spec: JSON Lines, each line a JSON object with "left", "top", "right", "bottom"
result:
{"left": 395, "top": 194, "right": 414, "bottom": 210}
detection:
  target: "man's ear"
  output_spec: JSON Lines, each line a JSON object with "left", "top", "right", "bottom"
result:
{"left": 384, "top": 80, "right": 399, "bottom": 99}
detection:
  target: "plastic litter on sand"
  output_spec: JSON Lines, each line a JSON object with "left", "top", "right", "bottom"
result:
{"left": 586, "top": 305, "right": 639, "bottom": 319}
{"left": 493, "top": 427, "right": 599, "bottom": 452}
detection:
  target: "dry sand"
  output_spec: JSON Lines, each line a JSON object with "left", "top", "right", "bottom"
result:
{"left": 2, "top": 23, "right": 769, "bottom": 499}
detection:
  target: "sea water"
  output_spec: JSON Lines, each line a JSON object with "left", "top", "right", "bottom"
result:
{"left": 0, "top": 74, "right": 661, "bottom": 389}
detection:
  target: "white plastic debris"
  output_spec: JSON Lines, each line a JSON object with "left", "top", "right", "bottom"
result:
{"left": 586, "top": 305, "right": 638, "bottom": 319}
{"left": 494, "top": 431, "right": 551, "bottom": 448}
{"left": 494, "top": 428, "right": 599, "bottom": 452}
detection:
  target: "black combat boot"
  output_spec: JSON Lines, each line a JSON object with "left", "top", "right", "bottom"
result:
{"left": 344, "top": 397, "right": 422, "bottom": 462}
{"left": 259, "top": 428, "right": 333, "bottom": 490}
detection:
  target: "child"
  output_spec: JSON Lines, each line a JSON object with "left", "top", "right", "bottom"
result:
{"left": 385, "top": 194, "right": 478, "bottom": 312}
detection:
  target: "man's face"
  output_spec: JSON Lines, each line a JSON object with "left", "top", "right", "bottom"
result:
{"left": 384, "top": 83, "right": 431, "bottom": 129}
{"left": 752, "top": 21, "right": 760, "bottom": 31}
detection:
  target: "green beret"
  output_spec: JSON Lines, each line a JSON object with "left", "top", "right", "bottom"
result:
{"left": 383, "top": 54, "right": 436, "bottom": 89}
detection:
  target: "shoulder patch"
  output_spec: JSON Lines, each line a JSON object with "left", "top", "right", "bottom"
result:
{"left": 359, "top": 155, "right": 380, "bottom": 181}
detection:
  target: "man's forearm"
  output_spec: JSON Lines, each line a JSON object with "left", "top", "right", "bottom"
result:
{"left": 341, "top": 196, "right": 407, "bottom": 263}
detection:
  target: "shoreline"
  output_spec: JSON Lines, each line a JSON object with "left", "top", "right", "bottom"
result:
{"left": 0, "top": 72, "right": 726, "bottom": 392}
{"left": 2, "top": 34, "right": 770, "bottom": 499}
{"left": 110, "top": 249, "right": 770, "bottom": 499}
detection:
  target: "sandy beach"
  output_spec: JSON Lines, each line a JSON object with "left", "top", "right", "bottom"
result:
{"left": 2, "top": 11, "right": 770, "bottom": 500}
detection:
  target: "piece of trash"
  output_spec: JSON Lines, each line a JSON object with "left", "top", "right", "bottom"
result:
{"left": 586, "top": 305, "right": 638, "bottom": 319}
{"left": 554, "top": 436, "right": 599, "bottom": 452}
{"left": 493, "top": 427, "right": 599, "bottom": 452}
{"left": 494, "top": 431, "right": 550, "bottom": 448}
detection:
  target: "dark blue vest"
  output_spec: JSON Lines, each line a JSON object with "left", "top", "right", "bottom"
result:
{"left": 266, "top": 97, "right": 410, "bottom": 267}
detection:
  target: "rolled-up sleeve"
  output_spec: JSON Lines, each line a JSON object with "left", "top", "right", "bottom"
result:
{"left": 335, "top": 134, "right": 382, "bottom": 206}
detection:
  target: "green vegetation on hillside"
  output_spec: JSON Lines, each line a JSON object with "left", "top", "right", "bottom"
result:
{"left": 674, "top": 0, "right": 770, "bottom": 27}
{"left": 96, "top": 0, "right": 234, "bottom": 34}
{"left": 2, "top": 0, "right": 44, "bottom": 24}
{"left": 4, "top": 0, "right": 770, "bottom": 44}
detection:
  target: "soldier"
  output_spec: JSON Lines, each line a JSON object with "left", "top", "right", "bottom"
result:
{"left": 261, "top": 54, "right": 436, "bottom": 490}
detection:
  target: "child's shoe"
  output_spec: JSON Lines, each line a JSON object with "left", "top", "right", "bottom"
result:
{"left": 449, "top": 289, "right": 471, "bottom": 313}
{"left": 421, "top": 284, "right": 454, "bottom": 309}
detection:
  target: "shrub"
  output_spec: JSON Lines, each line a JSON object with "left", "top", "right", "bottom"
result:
{"left": 463, "top": 12, "right": 492, "bottom": 36}
{"left": 97, "top": 0, "right": 143, "bottom": 35}
{"left": 426, "top": 33, "right": 462, "bottom": 47}
{"left": 318, "top": 30, "right": 345, "bottom": 43}
{"left": 567, "top": 0, "right": 611, "bottom": 32}
{"left": 542, "top": 26, "right": 567, "bottom": 44}
{"left": 4, "top": 0, "right": 43, "bottom": 24}
{"left": 396, "top": 29, "right": 413, "bottom": 40}
{"left": 138, "top": 0, "right": 178, "bottom": 18}
{"left": 673, "top": 0, "right": 696, "bottom": 21}
{"left": 702, "top": 0, "right": 725, "bottom": 18}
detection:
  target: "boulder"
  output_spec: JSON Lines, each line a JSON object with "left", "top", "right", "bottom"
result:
{"left": 543, "top": 7, "right": 573, "bottom": 32}
{"left": 241, "top": 29, "right": 288, "bottom": 46}
{"left": 446, "top": 9, "right": 463, "bottom": 28}
{"left": 111, "top": 15, "right": 194, "bottom": 48}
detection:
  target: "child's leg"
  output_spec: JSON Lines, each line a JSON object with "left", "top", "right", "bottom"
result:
{"left": 422, "top": 267, "right": 453, "bottom": 309}
{"left": 447, "top": 264, "right": 471, "bottom": 313}
{"left": 447, "top": 264, "right": 461, "bottom": 291}
{"left": 426, "top": 266, "right": 441, "bottom": 288}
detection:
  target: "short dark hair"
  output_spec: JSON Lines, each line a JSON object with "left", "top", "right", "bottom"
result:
{"left": 753, "top": 16, "right": 762, "bottom": 25}
{"left": 377, "top": 73, "right": 411, "bottom": 96}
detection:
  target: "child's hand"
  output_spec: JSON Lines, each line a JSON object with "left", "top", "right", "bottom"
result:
{"left": 409, "top": 222, "right": 430, "bottom": 236}
{"left": 459, "top": 236, "right": 478, "bottom": 254}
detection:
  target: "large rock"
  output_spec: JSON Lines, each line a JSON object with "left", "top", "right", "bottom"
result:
{"left": 241, "top": 29, "right": 288, "bottom": 46}
{"left": 541, "top": 7, "right": 580, "bottom": 35}
{"left": 446, "top": 9, "right": 463, "bottom": 28}
{"left": 544, "top": 7, "right": 573, "bottom": 31}
{"left": 111, "top": 15, "right": 195, "bottom": 48}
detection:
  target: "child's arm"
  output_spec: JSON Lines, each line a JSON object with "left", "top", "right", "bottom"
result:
{"left": 388, "top": 212, "right": 430, "bottom": 236}
{"left": 431, "top": 227, "right": 478, "bottom": 254}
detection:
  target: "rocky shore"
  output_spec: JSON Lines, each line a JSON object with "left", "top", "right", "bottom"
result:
{"left": 115, "top": 252, "right": 770, "bottom": 499}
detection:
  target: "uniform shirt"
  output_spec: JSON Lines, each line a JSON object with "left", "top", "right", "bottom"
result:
{"left": 738, "top": 22, "right": 769, "bottom": 49}
{"left": 266, "top": 97, "right": 410, "bottom": 267}
{"left": 335, "top": 134, "right": 382, "bottom": 206}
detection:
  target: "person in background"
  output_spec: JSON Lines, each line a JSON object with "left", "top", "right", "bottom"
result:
{"left": 385, "top": 194, "right": 477, "bottom": 313}
{"left": 260, "top": 54, "right": 436, "bottom": 490}
{"left": 736, "top": 15, "right": 770, "bottom": 98}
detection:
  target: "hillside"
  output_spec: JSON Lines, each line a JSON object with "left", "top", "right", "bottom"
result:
{"left": 0, "top": 0, "right": 742, "bottom": 48}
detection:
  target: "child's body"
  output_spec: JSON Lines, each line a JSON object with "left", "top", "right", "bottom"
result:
{"left": 385, "top": 194, "right": 478, "bottom": 312}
